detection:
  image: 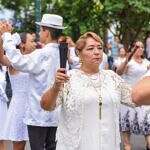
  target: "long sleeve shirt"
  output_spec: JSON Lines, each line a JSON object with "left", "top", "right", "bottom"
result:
{"left": 2, "top": 32, "right": 60, "bottom": 127}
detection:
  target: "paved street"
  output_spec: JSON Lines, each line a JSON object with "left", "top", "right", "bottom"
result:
{"left": 132, "top": 135, "right": 146, "bottom": 150}
{"left": 6, "top": 135, "right": 146, "bottom": 150}
{"left": 122, "top": 135, "right": 146, "bottom": 150}
{"left": 6, "top": 141, "right": 30, "bottom": 150}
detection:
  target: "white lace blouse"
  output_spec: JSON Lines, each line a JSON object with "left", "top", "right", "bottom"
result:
{"left": 55, "top": 69, "right": 135, "bottom": 150}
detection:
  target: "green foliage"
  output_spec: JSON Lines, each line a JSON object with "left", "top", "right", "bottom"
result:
{"left": 49, "top": 0, "right": 104, "bottom": 40}
{"left": 100, "top": 0, "right": 150, "bottom": 47}
{"left": 0, "top": 0, "right": 150, "bottom": 47}
{"left": 0, "top": 0, "right": 35, "bottom": 32}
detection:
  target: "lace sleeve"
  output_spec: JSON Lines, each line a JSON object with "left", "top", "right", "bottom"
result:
{"left": 108, "top": 70, "right": 136, "bottom": 107}
{"left": 56, "top": 89, "right": 63, "bottom": 108}
{"left": 55, "top": 80, "right": 70, "bottom": 108}
{"left": 119, "top": 81, "right": 136, "bottom": 107}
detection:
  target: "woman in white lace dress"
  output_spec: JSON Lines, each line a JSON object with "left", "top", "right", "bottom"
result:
{"left": 0, "top": 32, "right": 36, "bottom": 150}
{"left": 0, "top": 65, "right": 8, "bottom": 150}
{"left": 116, "top": 41, "right": 150, "bottom": 150}
{"left": 41, "top": 32, "right": 137, "bottom": 150}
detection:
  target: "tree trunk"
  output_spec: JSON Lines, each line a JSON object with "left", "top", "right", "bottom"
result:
{"left": 71, "top": 23, "right": 80, "bottom": 42}
{"left": 122, "top": 30, "right": 132, "bottom": 51}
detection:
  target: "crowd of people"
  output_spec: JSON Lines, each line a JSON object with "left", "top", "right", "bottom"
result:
{"left": 0, "top": 13, "right": 150, "bottom": 150}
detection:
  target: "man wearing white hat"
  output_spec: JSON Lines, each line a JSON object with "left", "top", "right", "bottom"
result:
{"left": 0, "top": 14, "right": 66, "bottom": 150}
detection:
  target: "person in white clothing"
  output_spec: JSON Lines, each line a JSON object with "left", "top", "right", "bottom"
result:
{"left": 0, "top": 32, "right": 36, "bottom": 150}
{"left": 113, "top": 47, "right": 127, "bottom": 72}
{"left": 0, "top": 14, "right": 66, "bottom": 150}
{"left": 41, "top": 32, "right": 137, "bottom": 150}
{"left": 116, "top": 41, "right": 150, "bottom": 150}
{"left": 0, "top": 65, "right": 8, "bottom": 150}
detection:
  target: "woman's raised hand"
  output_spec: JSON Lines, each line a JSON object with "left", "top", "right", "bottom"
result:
{"left": 53, "top": 68, "right": 69, "bottom": 90}
{"left": 126, "top": 45, "right": 139, "bottom": 62}
{"left": 0, "top": 21, "right": 13, "bottom": 35}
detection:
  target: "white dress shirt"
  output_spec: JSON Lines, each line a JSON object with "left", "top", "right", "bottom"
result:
{"left": 2, "top": 32, "right": 60, "bottom": 127}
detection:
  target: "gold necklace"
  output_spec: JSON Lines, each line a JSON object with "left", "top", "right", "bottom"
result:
{"left": 84, "top": 72, "right": 103, "bottom": 119}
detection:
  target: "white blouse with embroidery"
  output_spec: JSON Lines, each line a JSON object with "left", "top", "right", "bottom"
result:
{"left": 55, "top": 69, "right": 135, "bottom": 150}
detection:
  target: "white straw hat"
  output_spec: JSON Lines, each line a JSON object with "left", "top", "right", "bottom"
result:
{"left": 35, "top": 14, "right": 66, "bottom": 29}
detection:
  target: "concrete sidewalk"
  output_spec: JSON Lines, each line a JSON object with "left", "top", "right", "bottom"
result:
{"left": 6, "top": 141, "right": 30, "bottom": 150}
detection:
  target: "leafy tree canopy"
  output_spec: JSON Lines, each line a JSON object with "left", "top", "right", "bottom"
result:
{"left": 0, "top": 0, "right": 150, "bottom": 47}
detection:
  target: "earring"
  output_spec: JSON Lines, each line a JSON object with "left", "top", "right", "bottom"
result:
{"left": 79, "top": 57, "right": 83, "bottom": 64}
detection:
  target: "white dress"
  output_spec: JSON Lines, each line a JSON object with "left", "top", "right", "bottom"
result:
{"left": 0, "top": 67, "right": 8, "bottom": 140}
{"left": 4, "top": 72, "right": 29, "bottom": 141}
{"left": 114, "top": 57, "right": 132, "bottom": 132}
{"left": 120, "top": 59, "right": 150, "bottom": 134}
{"left": 55, "top": 69, "right": 135, "bottom": 150}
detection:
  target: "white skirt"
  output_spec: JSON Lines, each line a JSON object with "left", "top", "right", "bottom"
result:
{"left": 0, "top": 100, "right": 7, "bottom": 140}
{"left": 3, "top": 94, "right": 29, "bottom": 141}
{"left": 120, "top": 104, "right": 150, "bottom": 135}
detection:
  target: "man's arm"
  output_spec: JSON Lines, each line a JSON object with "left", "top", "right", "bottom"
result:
{"left": 0, "top": 22, "right": 42, "bottom": 74}
{"left": 132, "top": 76, "right": 150, "bottom": 105}
{"left": 0, "top": 29, "right": 11, "bottom": 66}
{"left": 2, "top": 32, "right": 42, "bottom": 74}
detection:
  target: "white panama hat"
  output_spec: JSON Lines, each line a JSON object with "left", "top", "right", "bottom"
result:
{"left": 35, "top": 14, "right": 66, "bottom": 29}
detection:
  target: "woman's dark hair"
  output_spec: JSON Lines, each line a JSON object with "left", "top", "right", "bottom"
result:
{"left": 19, "top": 32, "right": 28, "bottom": 43}
{"left": 42, "top": 26, "right": 62, "bottom": 40}
{"left": 16, "top": 32, "right": 28, "bottom": 49}
{"left": 58, "top": 35, "right": 67, "bottom": 43}
{"left": 42, "top": 26, "right": 66, "bottom": 68}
